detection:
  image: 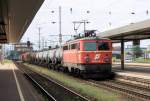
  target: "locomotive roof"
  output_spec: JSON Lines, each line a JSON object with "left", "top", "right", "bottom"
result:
{"left": 65, "top": 37, "right": 110, "bottom": 44}
{"left": 80, "top": 37, "right": 110, "bottom": 40}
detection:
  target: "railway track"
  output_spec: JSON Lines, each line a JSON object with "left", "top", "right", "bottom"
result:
{"left": 115, "top": 75, "right": 150, "bottom": 89}
{"left": 15, "top": 62, "right": 90, "bottom": 101}
{"left": 15, "top": 61, "right": 150, "bottom": 101}
{"left": 88, "top": 79, "right": 150, "bottom": 101}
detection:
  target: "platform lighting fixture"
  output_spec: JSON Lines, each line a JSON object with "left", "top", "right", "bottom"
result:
{"left": 108, "top": 11, "right": 112, "bottom": 27}
{"left": 51, "top": 11, "right": 54, "bottom": 13}
{"left": 130, "top": 12, "right": 135, "bottom": 24}
{"left": 108, "top": 11, "right": 111, "bottom": 15}
{"left": 69, "top": 8, "right": 90, "bottom": 14}
{"left": 70, "top": 8, "right": 72, "bottom": 14}
{"left": 108, "top": 22, "right": 111, "bottom": 26}
{"left": 131, "top": 12, "right": 135, "bottom": 14}
{"left": 146, "top": 10, "right": 149, "bottom": 15}
{"left": 50, "top": 6, "right": 62, "bottom": 46}
{"left": 51, "top": 21, "right": 56, "bottom": 24}
{"left": 50, "top": 7, "right": 91, "bottom": 45}
{"left": 87, "top": 10, "right": 90, "bottom": 13}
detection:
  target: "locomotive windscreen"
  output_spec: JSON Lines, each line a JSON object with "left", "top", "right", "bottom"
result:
{"left": 84, "top": 41, "right": 110, "bottom": 51}
{"left": 98, "top": 42, "right": 110, "bottom": 50}
{"left": 84, "top": 42, "right": 97, "bottom": 51}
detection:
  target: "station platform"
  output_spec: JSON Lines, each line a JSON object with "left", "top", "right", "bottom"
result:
{"left": 112, "top": 63, "right": 150, "bottom": 80}
{"left": 0, "top": 63, "right": 43, "bottom": 101}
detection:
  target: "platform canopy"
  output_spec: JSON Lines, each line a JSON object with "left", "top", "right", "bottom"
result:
{"left": 98, "top": 19, "right": 150, "bottom": 42}
{"left": 0, "top": 0, "right": 44, "bottom": 43}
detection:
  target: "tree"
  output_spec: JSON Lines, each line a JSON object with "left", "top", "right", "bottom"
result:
{"left": 132, "top": 45, "right": 143, "bottom": 58}
{"left": 7, "top": 50, "right": 19, "bottom": 60}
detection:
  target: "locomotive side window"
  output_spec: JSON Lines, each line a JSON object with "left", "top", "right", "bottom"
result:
{"left": 71, "top": 44, "right": 76, "bottom": 49}
{"left": 84, "top": 42, "right": 96, "bottom": 51}
{"left": 77, "top": 43, "right": 80, "bottom": 50}
{"left": 98, "top": 42, "right": 109, "bottom": 50}
{"left": 63, "top": 45, "right": 68, "bottom": 50}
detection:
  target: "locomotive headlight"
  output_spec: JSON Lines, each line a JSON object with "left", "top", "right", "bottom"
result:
{"left": 104, "top": 58, "right": 110, "bottom": 63}
{"left": 84, "top": 55, "right": 90, "bottom": 62}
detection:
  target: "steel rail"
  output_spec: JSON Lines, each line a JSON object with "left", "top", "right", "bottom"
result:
{"left": 89, "top": 80, "right": 150, "bottom": 101}
{"left": 15, "top": 62, "right": 57, "bottom": 101}
{"left": 15, "top": 62, "right": 90, "bottom": 101}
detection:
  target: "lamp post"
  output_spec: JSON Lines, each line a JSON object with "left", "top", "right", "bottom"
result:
{"left": 131, "top": 11, "right": 135, "bottom": 24}
{"left": 50, "top": 6, "right": 62, "bottom": 47}
{"left": 38, "top": 27, "right": 41, "bottom": 50}
{"left": 108, "top": 11, "right": 112, "bottom": 27}
{"left": 59, "top": 6, "right": 62, "bottom": 47}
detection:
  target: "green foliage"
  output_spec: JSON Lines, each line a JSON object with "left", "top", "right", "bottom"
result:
{"left": 132, "top": 45, "right": 143, "bottom": 58}
{"left": 126, "top": 52, "right": 132, "bottom": 56}
{"left": 112, "top": 54, "right": 121, "bottom": 59}
{"left": 133, "top": 58, "right": 150, "bottom": 63}
{"left": 7, "top": 50, "right": 19, "bottom": 60}
{"left": 24, "top": 63, "right": 123, "bottom": 101}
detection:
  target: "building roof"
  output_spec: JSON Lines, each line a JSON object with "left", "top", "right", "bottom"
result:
{"left": 0, "top": 0, "right": 44, "bottom": 43}
{"left": 98, "top": 19, "right": 150, "bottom": 42}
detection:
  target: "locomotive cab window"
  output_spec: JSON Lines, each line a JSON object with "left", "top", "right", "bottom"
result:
{"left": 71, "top": 43, "right": 76, "bottom": 49}
{"left": 63, "top": 45, "right": 68, "bottom": 50}
{"left": 84, "top": 42, "right": 96, "bottom": 51}
{"left": 98, "top": 42, "right": 109, "bottom": 50}
{"left": 70, "top": 43, "right": 79, "bottom": 50}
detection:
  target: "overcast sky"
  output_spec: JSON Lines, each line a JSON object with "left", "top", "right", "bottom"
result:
{"left": 21, "top": 0, "right": 150, "bottom": 49}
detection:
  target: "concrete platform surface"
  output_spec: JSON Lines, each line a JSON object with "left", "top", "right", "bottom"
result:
{"left": 113, "top": 62, "right": 150, "bottom": 67}
{"left": 112, "top": 63, "right": 150, "bottom": 80}
{"left": 0, "top": 63, "right": 43, "bottom": 101}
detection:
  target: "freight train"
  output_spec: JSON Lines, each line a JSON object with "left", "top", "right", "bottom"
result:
{"left": 20, "top": 32, "right": 112, "bottom": 78}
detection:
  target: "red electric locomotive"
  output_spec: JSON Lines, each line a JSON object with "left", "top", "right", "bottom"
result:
{"left": 20, "top": 30, "right": 112, "bottom": 78}
{"left": 63, "top": 36, "right": 112, "bottom": 78}
{"left": 20, "top": 52, "right": 30, "bottom": 62}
